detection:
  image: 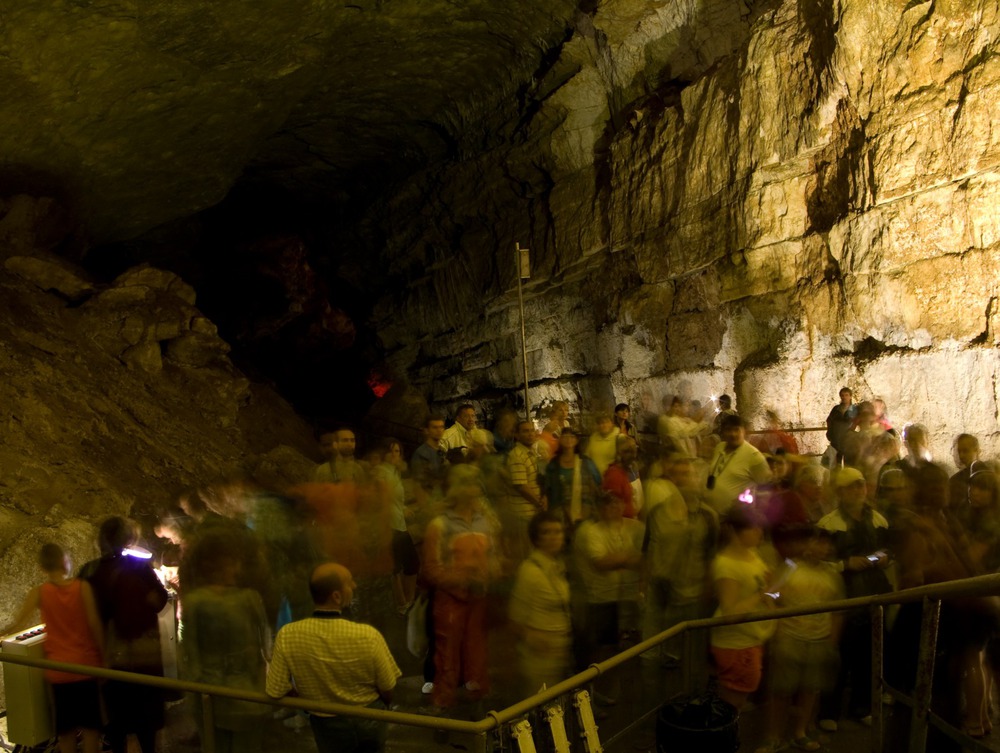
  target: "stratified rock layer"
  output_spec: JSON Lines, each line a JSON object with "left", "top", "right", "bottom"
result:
{"left": 371, "top": 0, "right": 1000, "bottom": 460}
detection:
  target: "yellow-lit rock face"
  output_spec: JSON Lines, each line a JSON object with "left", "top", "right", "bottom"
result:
{"left": 372, "top": 0, "right": 1000, "bottom": 458}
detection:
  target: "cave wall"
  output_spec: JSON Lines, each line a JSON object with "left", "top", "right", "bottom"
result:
{"left": 0, "top": 250, "right": 319, "bottom": 688}
{"left": 371, "top": 0, "right": 1000, "bottom": 460}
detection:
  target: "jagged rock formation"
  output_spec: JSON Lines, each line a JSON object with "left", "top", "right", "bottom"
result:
{"left": 0, "top": 257, "right": 318, "bottom": 644}
{"left": 369, "top": 0, "right": 1000, "bottom": 459}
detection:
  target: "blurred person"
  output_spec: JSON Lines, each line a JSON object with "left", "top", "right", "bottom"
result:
{"left": 760, "top": 528, "right": 844, "bottom": 753}
{"left": 758, "top": 452, "right": 810, "bottom": 558}
{"left": 3, "top": 544, "right": 104, "bottom": 753}
{"left": 81, "top": 517, "right": 169, "bottom": 753}
{"left": 899, "top": 423, "right": 932, "bottom": 474}
{"left": 542, "top": 427, "right": 601, "bottom": 530}
{"left": 411, "top": 415, "right": 447, "bottom": 487}
{"left": 875, "top": 467, "right": 914, "bottom": 522}
{"left": 244, "top": 491, "right": 318, "bottom": 629}
{"left": 442, "top": 404, "right": 477, "bottom": 454}
{"left": 709, "top": 506, "right": 777, "bottom": 712}
{"left": 816, "top": 467, "right": 891, "bottom": 729}
{"left": 492, "top": 408, "right": 518, "bottom": 455}
{"left": 963, "top": 471, "right": 1000, "bottom": 573}
{"left": 538, "top": 401, "right": 569, "bottom": 458}
{"left": 950, "top": 433, "right": 989, "bottom": 509}
{"left": 705, "top": 414, "right": 772, "bottom": 515}
{"left": 587, "top": 413, "right": 620, "bottom": 476}
{"left": 887, "top": 463, "right": 990, "bottom": 735}
{"left": 266, "top": 563, "right": 400, "bottom": 753}
{"left": 182, "top": 540, "right": 270, "bottom": 753}
{"left": 859, "top": 430, "right": 901, "bottom": 500}
{"left": 712, "top": 394, "right": 739, "bottom": 436}
{"left": 372, "top": 437, "right": 419, "bottom": 614}
{"left": 825, "top": 387, "right": 857, "bottom": 466}
{"left": 422, "top": 465, "right": 500, "bottom": 710}
{"left": 749, "top": 409, "right": 799, "bottom": 456}
{"left": 614, "top": 402, "right": 637, "bottom": 440}
{"left": 602, "top": 435, "right": 642, "bottom": 518}
{"left": 793, "top": 464, "right": 831, "bottom": 523}
{"left": 314, "top": 425, "right": 366, "bottom": 483}
{"left": 642, "top": 451, "right": 718, "bottom": 669}
{"left": 504, "top": 420, "right": 545, "bottom": 566}
{"left": 574, "top": 492, "right": 644, "bottom": 702}
{"left": 178, "top": 488, "right": 228, "bottom": 533}
{"left": 871, "top": 398, "right": 892, "bottom": 431}
{"left": 509, "top": 512, "right": 572, "bottom": 696}
{"left": 658, "top": 396, "right": 710, "bottom": 459}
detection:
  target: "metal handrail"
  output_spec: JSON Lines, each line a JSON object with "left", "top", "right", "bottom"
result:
{"left": 3, "top": 572, "right": 999, "bottom": 739}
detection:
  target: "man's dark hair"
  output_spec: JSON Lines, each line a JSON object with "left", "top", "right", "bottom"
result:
{"left": 330, "top": 423, "right": 356, "bottom": 436}
{"left": 614, "top": 403, "right": 629, "bottom": 413}
{"left": 309, "top": 565, "right": 344, "bottom": 605}
{"left": 719, "top": 394, "right": 732, "bottom": 407}
{"left": 98, "top": 516, "right": 137, "bottom": 555}
{"left": 424, "top": 414, "right": 445, "bottom": 428}
{"left": 39, "top": 543, "right": 66, "bottom": 572}
{"left": 528, "top": 511, "right": 563, "bottom": 547}
{"left": 456, "top": 403, "right": 475, "bottom": 415}
{"left": 719, "top": 413, "right": 744, "bottom": 431}
{"left": 839, "top": 387, "right": 852, "bottom": 396}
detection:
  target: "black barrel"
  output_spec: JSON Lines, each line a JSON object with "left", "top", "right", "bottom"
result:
{"left": 656, "top": 693, "right": 739, "bottom": 753}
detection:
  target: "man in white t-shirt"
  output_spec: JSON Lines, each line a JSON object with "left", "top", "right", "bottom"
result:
{"left": 441, "top": 404, "right": 477, "bottom": 453}
{"left": 705, "top": 414, "right": 772, "bottom": 515}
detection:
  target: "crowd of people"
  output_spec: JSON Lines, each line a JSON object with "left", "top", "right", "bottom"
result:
{"left": 3, "top": 387, "right": 1000, "bottom": 753}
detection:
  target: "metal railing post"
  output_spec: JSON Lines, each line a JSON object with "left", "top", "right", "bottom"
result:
{"left": 200, "top": 693, "right": 216, "bottom": 753}
{"left": 870, "top": 604, "right": 884, "bottom": 753}
{"left": 908, "top": 597, "right": 941, "bottom": 753}
{"left": 681, "top": 629, "right": 693, "bottom": 695}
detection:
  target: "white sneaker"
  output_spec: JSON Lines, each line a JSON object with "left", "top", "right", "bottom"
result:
{"left": 421, "top": 682, "right": 434, "bottom": 694}
{"left": 818, "top": 719, "right": 838, "bottom": 732}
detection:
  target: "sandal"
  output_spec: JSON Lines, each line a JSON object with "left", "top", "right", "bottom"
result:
{"left": 791, "top": 737, "right": 820, "bottom": 751}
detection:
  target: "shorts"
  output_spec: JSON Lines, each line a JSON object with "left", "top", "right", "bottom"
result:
{"left": 768, "top": 634, "right": 838, "bottom": 695}
{"left": 711, "top": 645, "right": 764, "bottom": 694}
{"left": 392, "top": 530, "right": 420, "bottom": 576}
{"left": 52, "top": 679, "right": 103, "bottom": 733}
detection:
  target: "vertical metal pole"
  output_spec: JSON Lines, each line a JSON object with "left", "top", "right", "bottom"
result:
{"left": 870, "top": 604, "right": 884, "bottom": 753}
{"left": 516, "top": 243, "right": 531, "bottom": 420}
{"left": 908, "top": 598, "right": 940, "bottom": 753}
{"left": 200, "top": 693, "right": 216, "bottom": 753}
{"left": 681, "top": 629, "right": 693, "bottom": 695}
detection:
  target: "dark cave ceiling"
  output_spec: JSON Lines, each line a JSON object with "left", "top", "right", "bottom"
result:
{"left": 0, "top": 0, "right": 593, "bottom": 422}
{"left": 1, "top": 0, "right": 583, "bottom": 246}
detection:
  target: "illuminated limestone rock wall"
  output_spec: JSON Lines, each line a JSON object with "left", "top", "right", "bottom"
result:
{"left": 372, "top": 0, "right": 1000, "bottom": 460}
{"left": 0, "top": 256, "right": 317, "bottom": 702}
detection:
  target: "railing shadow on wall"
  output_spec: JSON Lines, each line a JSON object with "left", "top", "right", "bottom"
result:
{"left": 4, "top": 573, "right": 999, "bottom": 753}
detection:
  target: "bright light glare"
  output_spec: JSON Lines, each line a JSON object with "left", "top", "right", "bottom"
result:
{"left": 738, "top": 488, "right": 754, "bottom": 505}
{"left": 122, "top": 547, "right": 152, "bottom": 560}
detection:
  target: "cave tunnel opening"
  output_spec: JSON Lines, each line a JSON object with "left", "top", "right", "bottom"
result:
{"left": 84, "top": 183, "right": 387, "bottom": 432}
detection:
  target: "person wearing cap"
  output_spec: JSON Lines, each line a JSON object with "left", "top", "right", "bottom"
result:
{"left": 816, "top": 466, "right": 891, "bottom": 729}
